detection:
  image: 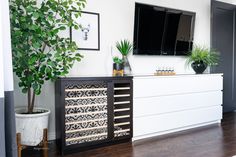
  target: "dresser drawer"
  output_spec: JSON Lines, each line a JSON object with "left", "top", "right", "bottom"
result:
{"left": 134, "top": 91, "right": 222, "bottom": 117}
{"left": 134, "top": 75, "right": 223, "bottom": 98}
{"left": 133, "top": 106, "right": 222, "bottom": 137}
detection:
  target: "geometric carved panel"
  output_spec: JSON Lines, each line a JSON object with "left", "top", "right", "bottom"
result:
{"left": 64, "top": 83, "right": 108, "bottom": 145}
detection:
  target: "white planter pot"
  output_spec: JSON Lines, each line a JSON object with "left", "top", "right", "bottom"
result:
{"left": 15, "top": 107, "right": 50, "bottom": 146}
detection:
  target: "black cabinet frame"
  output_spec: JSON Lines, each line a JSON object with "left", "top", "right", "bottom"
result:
{"left": 55, "top": 76, "right": 133, "bottom": 155}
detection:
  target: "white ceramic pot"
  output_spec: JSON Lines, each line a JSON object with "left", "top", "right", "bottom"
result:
{"left": 15, "top": 107, "right": 50, "bottom": 146}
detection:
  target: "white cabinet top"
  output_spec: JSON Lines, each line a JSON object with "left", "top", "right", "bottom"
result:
{"left": 133, "top": 73, "right": 223, "bottom": 79}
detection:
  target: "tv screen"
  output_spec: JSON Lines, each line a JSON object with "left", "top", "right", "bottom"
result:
{"left": 133, "top": 3, "right": 195, "bottom": 55}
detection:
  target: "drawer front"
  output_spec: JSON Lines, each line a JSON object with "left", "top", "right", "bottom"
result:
{"left": 134, "top": 75, "right": 223, "bottom": 98}
{"left": 133, "top": 106, "right": 222, "bottom": 137}
{"left": 134, "top": 91, "right": 222, "bottom": 118}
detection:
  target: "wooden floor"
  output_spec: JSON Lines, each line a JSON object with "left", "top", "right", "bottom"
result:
{"left": 24, "top": 112, "right": 236, "bottom": 157}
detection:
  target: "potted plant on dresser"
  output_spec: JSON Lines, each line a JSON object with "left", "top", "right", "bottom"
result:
{"left": 186, "top": 45, "right": 219, "bottom": 74}
{"left": 116, "top": 39, "right": 133, "bottom": 75}
{"left": 113, "top": 57, "right": 124, "bottom": 76}
{"left": 9, "top": 0, "right": 86, "bottom": 150}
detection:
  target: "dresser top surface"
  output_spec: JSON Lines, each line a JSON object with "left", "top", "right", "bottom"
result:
{"left": 133, "top": 73, "right": 223, "bottom": 78}
{"left": 59, "top": 73, "right": 223, "bottom": 80}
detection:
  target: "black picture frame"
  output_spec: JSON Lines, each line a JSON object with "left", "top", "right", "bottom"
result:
{"left": 70, "top": 11, "right": 100, "bottom": 51}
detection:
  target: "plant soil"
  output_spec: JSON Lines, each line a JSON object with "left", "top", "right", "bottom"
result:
{"left": 20, "top": 111, "right": 47, "bottom": 114}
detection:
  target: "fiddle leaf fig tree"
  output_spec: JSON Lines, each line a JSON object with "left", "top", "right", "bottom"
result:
{"left": 10, "top": 0, "right": 86, "bottom": 113}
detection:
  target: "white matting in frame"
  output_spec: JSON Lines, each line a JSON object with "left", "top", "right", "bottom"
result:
{"left": 71, "top": 11, "right": 100, "bottom": 50}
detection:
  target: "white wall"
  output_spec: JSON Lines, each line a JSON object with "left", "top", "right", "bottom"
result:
{"left": 14, "top": 0, "right": 214, "bottom": 140}
{"left": 0, "top": 2, "right": 4, "bottom": 98}
{"left": 1, "top": 0, "right": 13, "bottom": 92}
{"left": 69, "top": 0, "right": 212, "bottom": 76}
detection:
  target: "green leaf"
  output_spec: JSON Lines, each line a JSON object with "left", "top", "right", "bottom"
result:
{"left": 33, "top": 12, "right": 39, "bottom": 18}
{"left": 74, "top": 25, "right": 79, "bottom": 30}
{"left": 35, "top": 88, "right": 41, "bottom": 95}
{"left": 22, "top": 88, "right": 28, "bottom": 93}
{"left": 28, "top": 55, "right": 37, "bottom": 64}
{"left": 18, "top": 82, "right": 24, "bottom": 87}
{"left": 59, "top": 26, "right": 66, "bottom": 30}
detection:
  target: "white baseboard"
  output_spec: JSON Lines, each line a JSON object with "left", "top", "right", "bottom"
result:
{"left": 132, "top": 120, "right": 221, "bottom": 141}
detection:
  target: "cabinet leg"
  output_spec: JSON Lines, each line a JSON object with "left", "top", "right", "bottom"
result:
{"left": 16, "top": 133, "right": 22, "bottom": 157}
{"left": 43, "top": 128, "right": 48, "bottom": 157}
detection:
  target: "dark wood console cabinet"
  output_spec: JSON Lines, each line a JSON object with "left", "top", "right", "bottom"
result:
{"left": 55, "top": 76, "right": 133, "bottom": 155}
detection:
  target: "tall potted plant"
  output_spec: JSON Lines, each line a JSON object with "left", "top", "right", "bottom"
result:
{"left": 10, "top": 0, "right": 86, "bottom": 146}
{"left": 186, "top": 45, "right": 219, "bottom": 74}
{"left": 116, "top": 39, "right": 133, "bottom": 75}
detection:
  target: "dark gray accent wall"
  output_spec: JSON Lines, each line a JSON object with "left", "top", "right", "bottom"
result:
{"left": 0, "top": 98, "right": 6, "bottom": 157}
{"left": 4, "top": 91, "right": 17, "bottom": 157}
{"left": 211, "top": 0, "right": 236, "bottom": 112}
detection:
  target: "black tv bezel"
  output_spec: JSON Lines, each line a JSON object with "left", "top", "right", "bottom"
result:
{"left": 133, "top": 3, "right": 196, "bottom": 56}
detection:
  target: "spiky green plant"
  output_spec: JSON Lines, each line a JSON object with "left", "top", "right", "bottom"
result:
{"left": 186, "top": 45, "right": 219, "bottom": 66}
{"left": 116, "top": 39, "right": 133, "bottom": 56}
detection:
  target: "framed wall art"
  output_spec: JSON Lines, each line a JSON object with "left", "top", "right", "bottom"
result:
{"left": 71, "top": 11, "right": 100, "bottom": 51}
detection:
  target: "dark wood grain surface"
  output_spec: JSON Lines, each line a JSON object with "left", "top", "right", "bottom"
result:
{"left": 23, "top": 112, "right": 236, "bottom": 157}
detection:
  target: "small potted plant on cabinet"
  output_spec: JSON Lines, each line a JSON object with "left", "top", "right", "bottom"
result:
{"left": 186, "top": 45, "right": 219, "bottom": 74}
{"left": 116, "top": 39, "right": 133, "bottom": 75}
{"left": 10, "top": 0, "right": 86, "bottom": 148}
{"left": 113, "top": 57, "right": 124, "bottom": 76}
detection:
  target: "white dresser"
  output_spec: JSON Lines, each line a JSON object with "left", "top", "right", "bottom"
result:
{"left": 133, "top": 74, "right": 223, "bottom": 141}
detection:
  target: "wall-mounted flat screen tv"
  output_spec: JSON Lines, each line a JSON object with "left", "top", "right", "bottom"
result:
{"left": 133, "top": 3, "right": 196, "bottom": 55}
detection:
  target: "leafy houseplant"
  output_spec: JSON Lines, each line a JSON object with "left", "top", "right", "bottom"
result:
{"left": 112, "top": 57, "right": 124, "bottom": 76}
{"left": 113, "top": 57, "right": 123, "bottom": 70}
{"left": 116, "top": 39, "right": 133, "bottom": 75}
{"left": 186, "top": 45, "right": 219, "bottom": 74}
{"left": 113, "top": 57, "right": 123, "bottom": 64}
{"left": 10, "top": 0, "right": 86, "bottom": 114}
{"left": 10, "top": 0, "right": 86, "bottom": 146}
